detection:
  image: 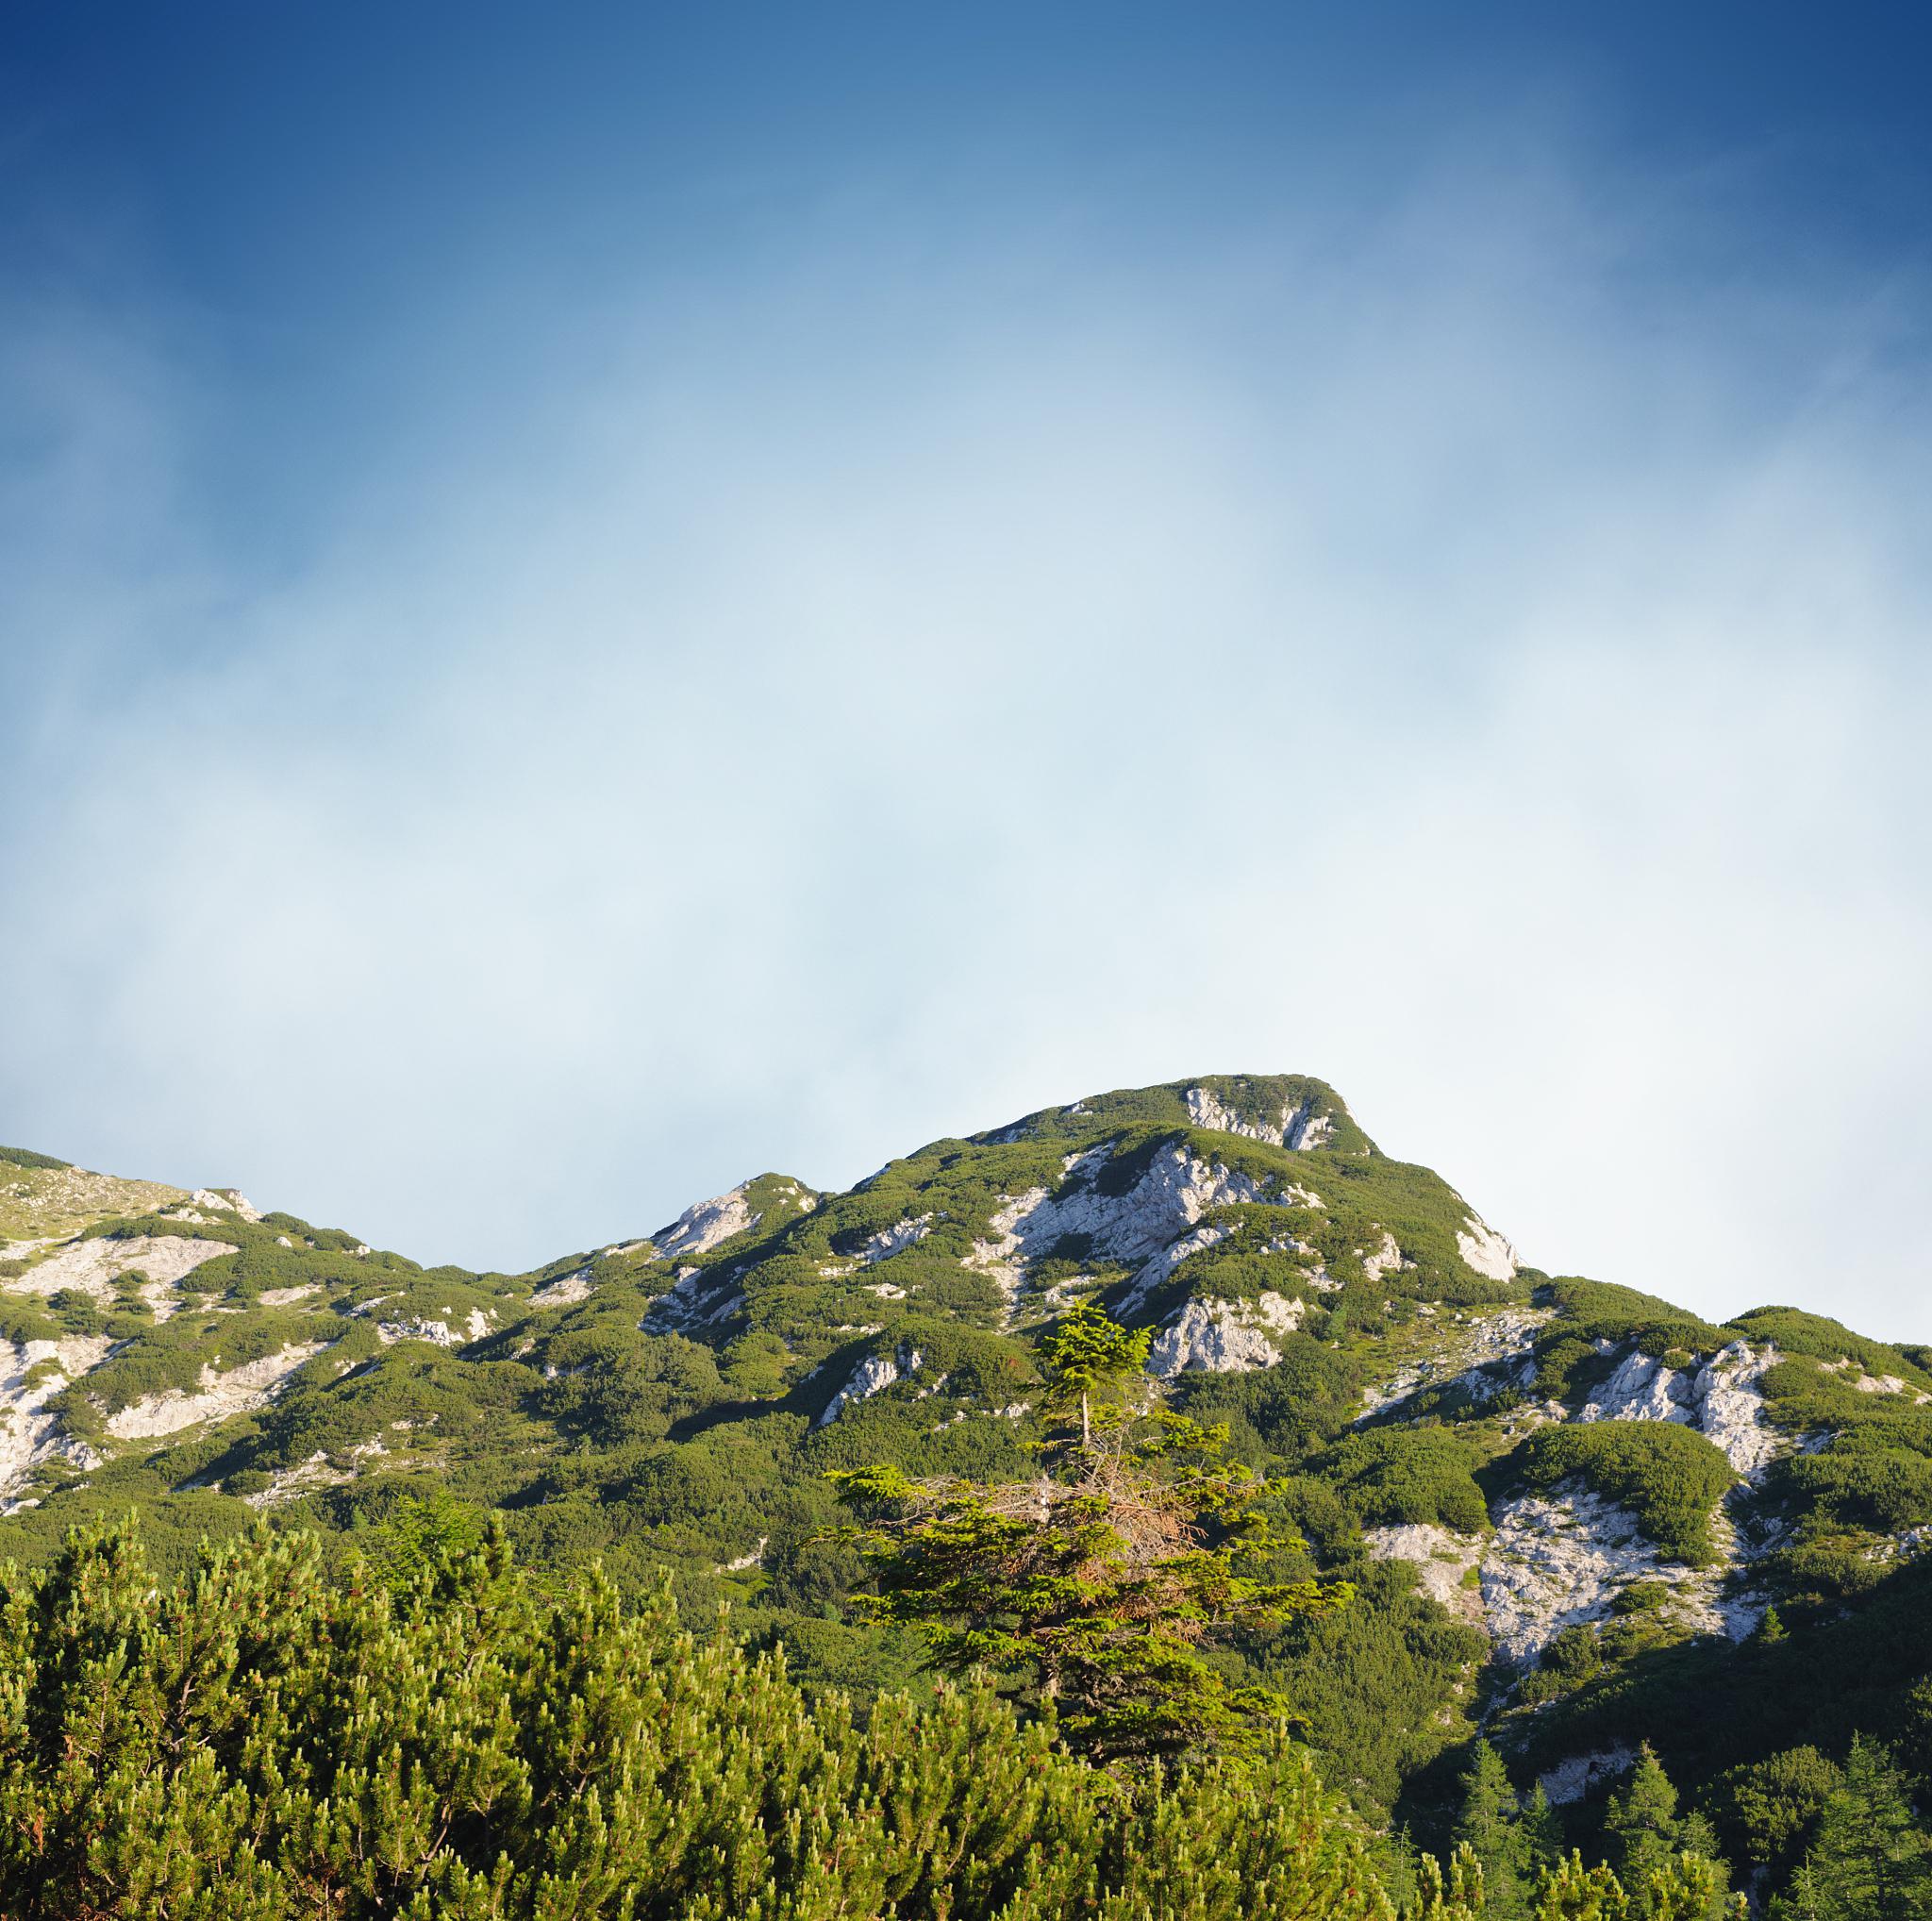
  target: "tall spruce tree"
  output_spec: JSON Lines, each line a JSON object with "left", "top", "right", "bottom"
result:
{"left": 1521, "top": 1782, "right": 1565, "bottom": 1882}
{"left": 1455, "top": 1741, "right": 1535, "bottom": 1917}
{"left": 1605, "top": 1747, "right": 1690, "bottom": 1894}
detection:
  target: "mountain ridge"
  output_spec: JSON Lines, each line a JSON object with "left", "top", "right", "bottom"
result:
{"left": 6, "top": 1074, "right": 1932, "bottom": 1886}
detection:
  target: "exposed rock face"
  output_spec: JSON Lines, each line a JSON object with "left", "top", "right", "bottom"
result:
{"left": 376, "top": 1309, "right": 491, "bottom": 1347}
{"left": 964, "top": 1144, "right": 1284, "bottom": 1322}
{"left": 1362, "top": 1523, "right": 1486, "bottom": 1625}
{"left": 641, "top": 1267, "right": 743, "bottom": 1331}
{"left": 650, "top": 1188, "right": 758, "bottom": 1262}
{"left": 1359, "top": 1230, "right": 1405, "bottom": 1286}
{"left": 961, "top": 1188, "right": 1048, "bottom": 1315}
{"left": 1021, "top": 1146, "right": 1273, "bottom": 1270}
{"left": 1581, "top": 1340, "right": 1782, "bottom": 1478}
{"left": 1146, "top": 1293, "right": 1304, "bottom": 1377}
{"left": 243, "top": 1436, "right": 391, "bottom": 1511}
{"left": 817, "top": 1342, "right": 924, "bottom": 1426}
{"left": 860, "top": 1215, "right": 933, "bottom": 1263}
{"left": 531, "top": 1270, "right": 594, "bottom": 1306}
{"left": 1455, "top": 1216, "right": 1518, "bottom": 1281}
{"left": 1479, "top": 1484, "right": 1752, "bottom": 1664}
{"left": 1183, "top": 1087, "right": 1333, "bottom": 1150}
{"left": 7, "top": 1233, "right": 237, "bottom": 1315}
{"left": 189, "top": 1189, "right": 264, "bottom": 1224}
{"left": 106, "top": 1343, "right": 330, "bottom": 1442}
{"left": 1357, "top": 1307, "right": 1551, "bottom": 1418}
{"left": 0, "top": 1336, "right": 113, "bottom": 1510}
{"left": 1822, "top": 1358, "right": 1932, "bottom": 1402}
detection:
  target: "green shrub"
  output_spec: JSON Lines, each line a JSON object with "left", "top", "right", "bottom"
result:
{"left": 1507, "top": 1420, "right": 1736, "bottom": 1563}
{"left": 0, "top": 1518, "right": 1411, "bottom": 1921}
{"left": 1316, "top": 1426, "right": 1491, "bottom": 1534}
{"left": 0, "top": 1145, "right": 68, "bottom": 1171}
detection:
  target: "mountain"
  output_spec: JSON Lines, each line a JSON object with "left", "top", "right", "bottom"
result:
{"left": 6, "top": 1077, "right": 1932, "bottom": 1883}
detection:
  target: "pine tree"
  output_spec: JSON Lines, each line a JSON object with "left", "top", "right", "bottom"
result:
{"left": 0, "top": 1514, "right": 1406, "bottom": 1918}
{"left": 1538, "top": 1850, "right": 1632, "bottom": 1919}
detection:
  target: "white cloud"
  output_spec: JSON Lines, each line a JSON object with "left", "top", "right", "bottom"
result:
{"left": 4, "top": 128, "right": 1930, "bottom": 1334}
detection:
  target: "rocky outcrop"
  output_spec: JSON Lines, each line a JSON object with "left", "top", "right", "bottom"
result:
{"left": 1479, "top": 1484, "right": 1756, "bottom": 1664}
{"left": 106, "top": 1342, "right": 330, "bottom": 1442}
{"left": 1362, "top": 1523, "right": 1486, "bottom": 1625}
{"left": 1455, "top": 1216, "right": 1518, "bottom": 1281}
{"left": 1357, "top": 1307, "right": 1550, "bottom": 1417}
{"left": 817, "top": 1342, "right": 924, "bottom": 1426}
{"left": 1359, "top": 1230, "right": 1405, "bottom": 1286}
{"left": 0, "top": 1336, "right": 112, "bottom": 1510}
{"left": 1145, "top": 1293, "right": 1304, "bottom": 1377}
{"left": 1183, "top": 1087, "right": 1333, "bottom": 1151}
{"left": 375, "top": 1309, "right": 491, "bottom": 1348}
{"left": 1025, "top": 1146, "right": 1274, "bottom": 1270}
{"left": 649, "top": 1188, "right": 758, "bottom": 1262}
{"left": 641, "top": 1266, "right": 743, "bottom": 1331}
{"left": 1581, "top": 1341, "right": 1781, "bottom": 1478}
{"left": 1822, "top": 1358, "right": 1932, "bottom": 1402}
{"left": 5, "top": 1233, "right": 237, "bottom": 1315}
{"left": 963, "top": 1144, "right": 1287, "bottom": 1323}
{"left": 1538, "top": 1747, "right": 1640, "bottom": 1807}
{"left": 860, "top": 1215, "right": 934, "bottom": 1263}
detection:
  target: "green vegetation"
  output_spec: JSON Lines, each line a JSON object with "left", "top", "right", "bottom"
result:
{"left": 1318, "top": 1426, "right": 1492, "bottom": 1535}
{"left": 832, "top": 1304, "right": 1345, "bottom": 1763}
{"left": 1507, "top": 1423, "right": 1737, "bottom": 1564}
{"left": 0, "top": 1144, "right": 69, "bottom": 1171}
{"left": 1527, "top": 1280, "right": 1731, "bottom": 1408}
{"left": 1773, "top": 1739, "right": 1932, "bottom": 1921}
{"left": 8, "top": 1079, "right": 1932, "bottom": 1914}
{"left": 0, "top": 1518, "right": 1424, "bottom": 1921}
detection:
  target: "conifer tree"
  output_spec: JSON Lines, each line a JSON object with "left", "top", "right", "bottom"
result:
{"left": 1456, "top": 1740, "right": 1534, "bottom": 1916}
{"left": 830, "top": 1300, "right": 1348, "bottom": 1764}
{"left": 0, "top": 1514, "right": 1408, "bottom": 1918}
{"left": 1605, "top": 1746, "right": 1689, "bottom": 1894}
{"left": 1779, "top": 1737, "right": 1932, "bottom": 1921}
{"left": 1521, "top": 1782, "right": 1565, "bottom": 1881}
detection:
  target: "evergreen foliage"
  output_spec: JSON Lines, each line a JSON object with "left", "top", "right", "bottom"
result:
{"left": 1772, "top": 1739, "right": 1932, "bottom": 1921}
{"left": 0, "top": 1517, "right": 1423, "bottom": 1920}
{"left": 831, "top": 1303, "right": 1346, "bottom": 1764}
{"left": 1507, "top": 1424, "right": 1736, "bottom": 1564}
{"left": 6, "top": 1080, "right": 1932, "bottom": 1914}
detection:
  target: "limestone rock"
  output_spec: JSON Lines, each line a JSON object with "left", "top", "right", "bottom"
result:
{"left": 1146, "top": 1293, "right": 1304, "bottom": 1377}
{"left": 1455, "top": 1215, "right": 1518, "bottom": 1281}
{"left": 650, "top": 1187, "right": 758, "bottom": 1262}
{"left": 817, "top": 1342, "right": 924, "bottom": 1426}
{"left": 860, "top": 1214, "right": 934, "bottom": 1263}
{"left": 1362, "top": 1523, "right": 1485, "bottom": 1624}
{"left": 1581, "top": 1340, "right": 1782, "bottom": 1478}
{"left": 1183, "top": 1086, "right": 1334, "bottom": 1150}
{"left": 107, "top": 1343, "right": 329, "bottom": 1442}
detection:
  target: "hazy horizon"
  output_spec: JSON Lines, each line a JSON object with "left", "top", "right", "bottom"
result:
{"left": 6, "top": 5, "right": 1932, "bottom": 1334}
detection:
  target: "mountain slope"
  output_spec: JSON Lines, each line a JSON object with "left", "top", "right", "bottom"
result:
{"left": 6, "top": 1077, "right": 1932, "bottom": 1879}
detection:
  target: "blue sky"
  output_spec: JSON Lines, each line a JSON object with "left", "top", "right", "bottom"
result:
{"left": 4, "top": 5, "right": 1932, "bottom": 1332}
